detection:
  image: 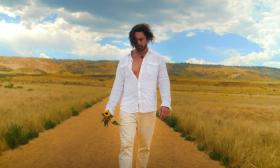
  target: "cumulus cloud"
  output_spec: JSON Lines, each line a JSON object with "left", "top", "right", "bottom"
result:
{"left": 0, "top": 0, "right": 130, "bottom": 59}
{"left": 186, "top": 32, "right": 196, "bottom": 37}
{"left": 263, "top": 61, "right": 280, "bottom": 68}
{"left": 39, "top": 52, "right": 50, "bottom": 58}
{"left": 186, "top": 58, "right": 215, "bottom": 65}
{"left": 161, "top": 55, "right": 174, "bottom": 63}
{"left": 166, "top": 0, "right": 280, "bottom": 67}
{"left": 0, "top": 0, "right": 280, "bottom": 67}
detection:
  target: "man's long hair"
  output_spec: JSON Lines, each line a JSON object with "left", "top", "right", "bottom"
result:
{"left": 129, "top": 23, "right": 154, "bottom": 48}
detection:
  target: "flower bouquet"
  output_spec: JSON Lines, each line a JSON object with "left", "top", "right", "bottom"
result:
{"left": 101, "top": 110, "right": 120, "bottom": 127}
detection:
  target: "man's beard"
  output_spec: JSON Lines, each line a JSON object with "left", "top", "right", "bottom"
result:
{"left": 135, "top": 44, "right": 147, "bottom": 52}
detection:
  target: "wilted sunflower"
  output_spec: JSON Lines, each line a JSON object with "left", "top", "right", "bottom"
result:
{"left": 103, "top": 110, "right": 111, "bottom": 117}
{"left": 101, "top": 110, "right": 120, "bottom": 127}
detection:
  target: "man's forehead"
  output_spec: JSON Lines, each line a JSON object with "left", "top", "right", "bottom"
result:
{"left": 134, "top": 32, "right": 146, "bottom": 38}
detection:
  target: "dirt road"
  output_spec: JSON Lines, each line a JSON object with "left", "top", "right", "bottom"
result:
{"left": 0, "top": 97, "right": 223, "bottom": 168}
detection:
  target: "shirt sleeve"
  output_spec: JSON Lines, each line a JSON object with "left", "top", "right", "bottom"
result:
{"left": 105, "top": 61, "right": 125, "bottom": 115}
{"left": 157, "top": 58, "right": 172, "bottom": 110}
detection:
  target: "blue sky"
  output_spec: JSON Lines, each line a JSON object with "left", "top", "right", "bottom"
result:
{"left": 0, "top": 0, "right": 280, "bottom": 67}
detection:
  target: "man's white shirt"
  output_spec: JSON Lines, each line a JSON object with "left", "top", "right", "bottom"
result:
{"left": 105, "top": 48, "right": 171, "bottom": 115}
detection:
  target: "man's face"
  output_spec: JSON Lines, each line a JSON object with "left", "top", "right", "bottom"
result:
{"left": 134, "top": 32, "right": 148, "bottom": 52}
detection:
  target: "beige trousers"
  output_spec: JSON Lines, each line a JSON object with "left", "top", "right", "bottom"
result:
{"left": 118, "top": 111, "right": 156, "bottom": 168}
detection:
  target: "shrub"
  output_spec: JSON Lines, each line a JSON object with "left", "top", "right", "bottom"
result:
{"left": 84, "top": 102, "right": 92, "bottom": 108}
{"left": 4, "top": 124, "right": 28, "bottom": 149}
{"left": 173, "top": 124, "right": 184, "bottom": 132}
{"left": 222, "top": 155, "right": 230, "bottom": 166}
{"left": 208, "top": 150, "right": 230, "bottom": 166}
{"left": 164, "top": 115, "right": 177, "bottom": 128}
{"left": 71, "top": 107, "right": 79, "bottom": 116}
{"left": 26, "top": 130, "right": 39, "bottom": 140}
{"left": 197, "top": 143, "right": 207, "bottom": 151}
{"left": 184, "top": 134, "right": 196, "bottom": 141}
{"left": 209, "top": 150, "right": 222, "bottom": 161}
{"left": 44, "top": 120, "right": 56, "bottom": 130}
{"left": 180, "top": 132, "right": 186, "bottom": 137}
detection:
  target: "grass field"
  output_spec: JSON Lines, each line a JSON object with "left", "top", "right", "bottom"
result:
{"left": 1, "top": 68, "right": 280, "bottom": 167}
{"left": 165, "top": 78, "right": 280, "bottom": 168}
{"left": 0, "top": 75, "right": 111, "bottom": 153}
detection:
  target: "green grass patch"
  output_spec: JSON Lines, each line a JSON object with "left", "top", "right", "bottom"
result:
{"left": 44, "top": 119, "right": 56, "bottom": 130}
{"left": 208, "top": 149, "right": 230, "bottom": 166}
{"left": 208, "top": 150, "right": 222, "bottom": 161}
{"left": 71, "top": 107, "right": 80, "bottom": 116}
{"left": 26, "top": 130, "right": 39, "bottom": 140}
{"left": 197, "top": 143, "right": 207, "bottom": 151}
{"left": 84, "top": 102, "right": 92, "bottom": 108}
{"left": 164, "top": 115, "right": 177, "bottom": 128}
{"left": 4, "top": 124, "right": 28, "bottom": 149}
{"left": 173, "top": 124, "right": 184, "bottom": 132}
{"left": 222, "top": 155, "right": 230, "bottom": 166}
{"left": 184, "top": 134, "right": 196, "bottom": 141}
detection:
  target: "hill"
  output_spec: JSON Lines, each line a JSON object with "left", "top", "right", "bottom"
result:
{"left": 1, "top": 56, "right": 280, "bottom": 80}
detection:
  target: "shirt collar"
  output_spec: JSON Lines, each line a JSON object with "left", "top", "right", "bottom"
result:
{"left": 129, "top": 48, "right": 151, "bottom": 63}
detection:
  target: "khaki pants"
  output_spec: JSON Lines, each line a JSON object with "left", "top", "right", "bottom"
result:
{"left": 119, "top": 111, "right": 156, "bottom": 168}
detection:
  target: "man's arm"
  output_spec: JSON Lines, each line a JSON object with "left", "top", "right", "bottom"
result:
{"left": 157, "top": 58, "right": 172, "bottom": 111}
{"left": 105, "top": 62, "right": 125, "bottom": 115}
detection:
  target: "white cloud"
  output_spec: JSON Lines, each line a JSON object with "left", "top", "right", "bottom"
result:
{"left": 161, "top": 55, "right": 174, "bottom": 63}
{"left": 186, "top": 32, "right": 196, "bottom": 37}
{"left": 222, "top": 49, "right": 280, "bottom": 66}
{"left": 263, "top": 61, "right": 280, "bottom": 68}
{"left": 1, "top": 0, "right": 280, "bottom": 67}
{"left": 0, "top": 5, "right": 17, "bottom": 17}
{"left": 147, "top": 0, "right": 280, "bottom": 67}
{"left": 111, "top": 40, "right": 130, "bottom": 47}
{"left": 152, "top": 24, "right": 172, "bottom": 42}
{"left": 186, "top": 58, "right": 215, "bottom": 65}
{"left": 0, "top": 0, "right": 130, "bottom": 59}
{"left": 39, "top": 52, "right": 50, "bottom": 58}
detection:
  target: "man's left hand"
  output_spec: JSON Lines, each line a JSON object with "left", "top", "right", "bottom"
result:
{"left": 160, "top": 106, "right": 170, "bottom": 121}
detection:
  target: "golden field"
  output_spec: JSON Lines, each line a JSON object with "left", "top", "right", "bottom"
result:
{"left": 0, "top": 75, "right": 111, "bottom": 153}
{"left": 166, "top": 77, "right": 280, "bottom": 168}
{"left": 2, "top": 56, "right": 280, "bottom": 167}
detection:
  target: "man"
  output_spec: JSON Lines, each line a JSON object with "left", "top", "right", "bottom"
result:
{"left": 104, "top": 23, "right": 172, "bottom": 168}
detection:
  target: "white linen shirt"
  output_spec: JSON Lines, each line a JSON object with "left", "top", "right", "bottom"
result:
{"left": 105, "top": 48, "right": 171, "bottom": 115}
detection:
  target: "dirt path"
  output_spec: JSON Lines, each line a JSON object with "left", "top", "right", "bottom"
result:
{"left": 0, "top": 97, "right": 223, "bottom": 168}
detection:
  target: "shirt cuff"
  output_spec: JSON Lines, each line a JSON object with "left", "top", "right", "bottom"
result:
{"left": 160, "top": 103, "right": 172, "bottom": 110}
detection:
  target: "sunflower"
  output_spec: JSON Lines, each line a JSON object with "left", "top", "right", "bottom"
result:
{"left": 102, "top": 110, "right": 111, "bottom": 117}
{"left": 101, "top": 110, "right": 120, "bottom": 127}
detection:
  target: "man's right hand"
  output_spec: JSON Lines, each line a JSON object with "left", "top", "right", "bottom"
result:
{"left": 102, "top": 110, "right": 114, "bottom": 127}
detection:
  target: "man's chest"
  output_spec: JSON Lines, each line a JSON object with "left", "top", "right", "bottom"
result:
{"left": 122, "top": 60, "right": 159, "bottom": 83}
{"left": 131, "top": 58, "right": 143, "bottom": 79}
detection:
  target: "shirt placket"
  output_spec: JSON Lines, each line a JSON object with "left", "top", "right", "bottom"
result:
{"left": 129, "top": 56, "right": 141, "bottom": 112}
{"left": 138, "top": 81, "right": 141, "bottom": 112}
{"left": 130, "top": 50, "right": 150, "bottom": 113}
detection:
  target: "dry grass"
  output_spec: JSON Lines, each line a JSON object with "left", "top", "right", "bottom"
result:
{"left": 0, "top": 75, "right": 111, "bottom": 152}
{"left": 168, "top": 78, "right": 280, "bottom": 168}
{"left": 2, "top": 71, "right": 280, "bottom": 167}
